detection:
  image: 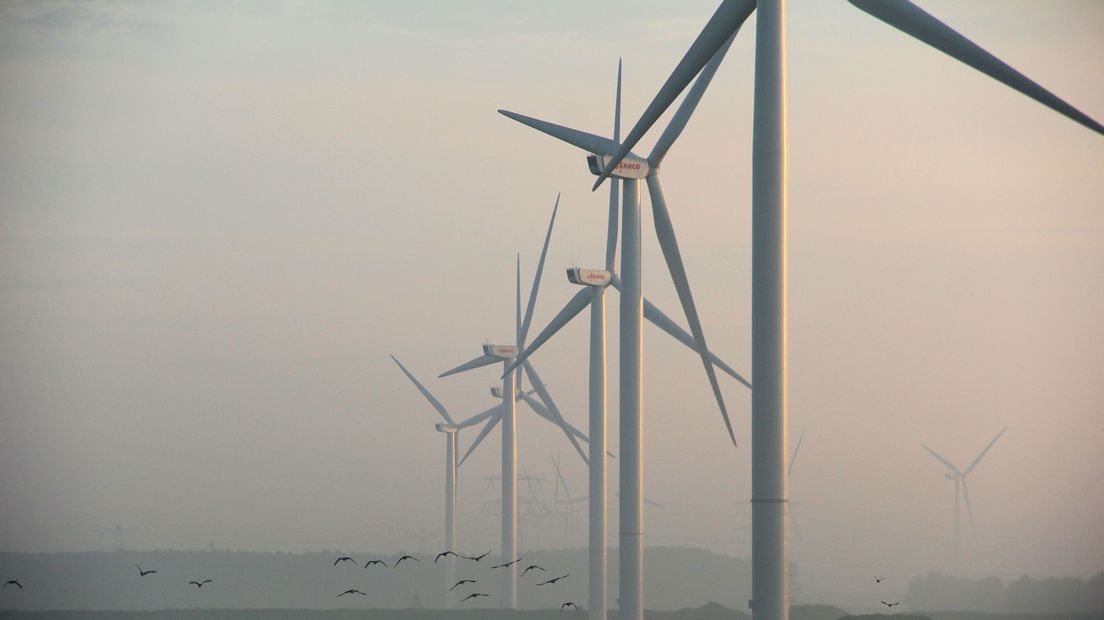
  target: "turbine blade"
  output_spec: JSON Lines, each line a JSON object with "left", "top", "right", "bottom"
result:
{"left": 521, "top": 392, "right": 591, "bottom": 466}
{"left": 961, "top": 480, "right": 978, "bottom": 544}
{"left": 648, "top": 31, "right": 737, "bottom": 166}
{"left": 390, "top": 355, "right": 455, "bottom": 425}
{"left": 516, "top": 254, "right": 522, "bottom": 346}
{"left": 499, "top": 110, "right": 622, "bottom": 157}
{"left": 605, "top": 60, "right": 622, "bottom": 271}
{"left": 515, "top": 255, "right": 524, "bottom": 391}
{"left": 457, "top": 403, "right": 503, "bottom": 430}
{"left": 646, "top": 174, "right": 735, "bottom": 447}
{"left": 439, "top": 353, "right": 499, "bottom": 378}
{"left": 522, "top": 393, "right": 589, "bottom": 443}
{"left": 647, "top": 296, "right": 751, "bottom": 388}
{"left": 848, "top": 0, "right": 1104, "bottom": 135}
{"left": 614, "top": 58, "right": 622, "bottom": 143}
{"left": 789, "top": 502, "right": 805, "bottom": 544}
{"left": 459, "top": 413, "right": 502, "bottom": 468}
{"left": 504, "top": 288, "right": 590, "bottom": 377}
{"left": 963, "top": 426, "right": 1007, "bottom": 476}
{"left": 591, "top": 0, "right": 756, "bottom": 190}
{"left": 611, "top": 275, "right": 751, "bottom": 389}
{"left": 521, "top": 195, "right": 559, "bottom": 345}
{"left": 788, "top": 427, "right": 807, "bottom": 477}
{"left": 521, "top": 361, "right": 590, "bottom": 465}
{"left": 921, "top": 443, "right": 962, "bottom": 477}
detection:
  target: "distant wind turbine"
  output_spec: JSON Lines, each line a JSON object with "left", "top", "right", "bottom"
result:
{"left": 391, "top": 355, "right": 502, "bottom": 605}
{"left": 438, "top": 197, "right": 591, "bottom": 609}
{"left": 923, "top": 426, "right": 1007, "bottom": 571}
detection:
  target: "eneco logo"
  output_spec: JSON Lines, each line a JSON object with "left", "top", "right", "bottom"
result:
{"left": 617, "top": 162, "right": 641, "bottom": 170}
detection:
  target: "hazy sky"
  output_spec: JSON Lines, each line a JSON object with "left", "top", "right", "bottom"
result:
{"left": 1, "top": 0, "right": 1102, "bottom": 600}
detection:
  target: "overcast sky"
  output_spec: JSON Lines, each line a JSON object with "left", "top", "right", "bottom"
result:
{"left": 1, "top": 0, "right": 1102, "bottom": 600}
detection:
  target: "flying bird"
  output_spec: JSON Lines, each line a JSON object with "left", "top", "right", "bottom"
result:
{"left": 333, "top": 556, "right": 357, "bottom": 566}
{"left": 461, "top": 592, "right": 489, "bottom": 603}
{"left": 491, "top": 558, "right": 522, "bottom": 569}
{"left": 561, "top": 602, "right": 578, "bottom": 612}
{"left": 3, "top": 580, "right": 21, "bottom": 589}
{"left": 882, "top": 601, "right": 900, "bottom": 607}
{"left": 135, "top": 565, "right": 156, "bottom": 577}
{"left": 338, "top": 589, "right": 367, "bottom": 597}
{"left": 462, "top": 551, "right": 490, "bottom": 561}
{"left": 188, "top": 579, "right": 212, "bottom": 588}
{"left": 875, "top": 576, "right": 884, "bottom": 583}
{"left": 435, "top": 551, "right": 458, "bottom": 563}
{"left": 537, "top": 574, "right": 570, "bottom": 586}
{"left": 394, "top": 555, "right": 420, "bottom": 567}
{"left": 449, "top": 579, "right": 477, "bottom": 591}
{"left": 363, "top": 559, "right": 387, "bottom": 568}
{"left": 522, "top": 565, "right": 546, "bottom": 576}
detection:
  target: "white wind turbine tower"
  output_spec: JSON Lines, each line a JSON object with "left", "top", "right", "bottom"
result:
{"left": 587, "top": 2, "right": 1101, "bottom": 618}
{"left": 389, "top": 355, "right": 502, "bottom": 605}
{"left": 501, "top": 55, "right": 751, "bottom": 620}
{"left": 500, "top": 34, "right": 747, "bottom": 620}
{"left": 438, "top": 197, "right": 590, "bottom": 609}
{"left": 923, "top": 426, "right": 1007, "bottom": 573}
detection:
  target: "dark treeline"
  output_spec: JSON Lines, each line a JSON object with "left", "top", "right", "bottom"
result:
{"left": 904, "top": 572, "right": 1104, "bottom": 613}
{"left": 0, "top": 602, "right": 849, "bottom": 620}
{"left": 0, "top": 547, "right": 768, "bottom": 611}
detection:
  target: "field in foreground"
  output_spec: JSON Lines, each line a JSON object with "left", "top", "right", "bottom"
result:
{"left": 1, "top": 606, "right": 1102, "bottom": 620}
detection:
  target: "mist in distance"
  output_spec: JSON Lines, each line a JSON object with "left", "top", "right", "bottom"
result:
{"left": 0, "top": 0, "right": 1102, "bottom": 610}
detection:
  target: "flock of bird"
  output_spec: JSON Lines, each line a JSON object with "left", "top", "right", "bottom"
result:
{"left": 874, "top": 575, "right": 900, "bottom": 608}
{"left": 3, "top": 564, "right": 902, "bottom": 611}
{"left": 331, "top": 550, "right": 576, "bottom": 611}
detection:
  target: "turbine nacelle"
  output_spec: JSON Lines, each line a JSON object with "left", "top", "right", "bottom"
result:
{"left": 567, "top": 267, "right": 612, "bottom": 287}
{"left": 586, "top": 153, "right": 650, "bottom": 179}
{"left": 435, "top": 423, "right": 459, "bottom": 434}
{"left": 944, "top": 472, "right": 959, "bottom": 481}
{"left": 483, "top": 344, "right": 519, "bottom": 359}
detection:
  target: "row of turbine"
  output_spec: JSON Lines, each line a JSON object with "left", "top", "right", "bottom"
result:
{"left": 391, "top": 39, "right": 754, "bottom": 614}
{"left": 393, "top": 0, "right": 1101, "bottom": 617}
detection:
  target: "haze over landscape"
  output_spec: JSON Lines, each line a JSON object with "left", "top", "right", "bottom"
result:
{"left": 1, "top": 0, "right": 1102, "bottom": 613}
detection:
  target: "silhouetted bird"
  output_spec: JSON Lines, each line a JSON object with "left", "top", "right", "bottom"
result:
{"left": 462, "top": 551, "right": 490, "bottom": 561}
{"left": 450, "top": 579, "right": 477, "bottom": 591}
{"left": 522, "top": 565, "right": 546, "bottom": 576}
{"left": 394, "top": 555, "right": 420, "bottom": 567}
{"left": 435, "top": 551, "right": 458, "bottom": 563}
{"left": 188, "top": 580, "right": 212, "bottom": 588}
{"left": 363, "top": 560, "right": 387, "bottom": 568}
{"left": 135, "top": 565, "right": 156, "bottom": 577}
{"left": 537, "top": 574, "right": 570, "bottom": 586}
{"left": 875, "top": 576, "right": 884, "bottom": 583}
{"left": 461, "top": 592, "right": 489, "bottom": 603}
{"left": 881, "top": 601, "right": 900, "bottom": 607}
{"left": 338, "top": 589, "right": 367, "bottom": 597}
{"left": 491, "top": 558, "right": 522, "bottom": 569}
{"left": 333, "top": 556, "right": 357, "bottom": 566}
{"left": 561, "top": 601, "right": 578, "bottom": 612}
{"left": 3, "top": 580, "right": 21, "bottom": 589}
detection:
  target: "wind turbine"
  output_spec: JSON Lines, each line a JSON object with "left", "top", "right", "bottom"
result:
{"left": 787, "top": 427, "right": 805, "bottom": 543}
{"left": 582, "top": 2, "right": 1101, "bottom": 618}
{"left": 499, "top": 34, "right": 747, "bottom": 620}
{"left": 390, "top": 355, "right": 502, "bottom": 604}
{"left": 922, "top": 426, "right": 1007, "bottom": 572}
{"left": 438, "top": 198, "right": 589, "bottom": 609}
